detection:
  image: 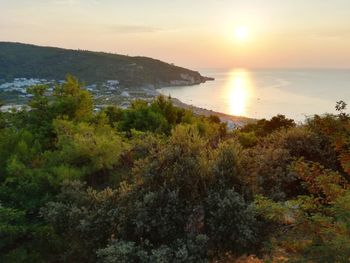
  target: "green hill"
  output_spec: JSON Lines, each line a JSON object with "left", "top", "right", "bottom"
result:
{"left": 0, "top": 42, "right": 209, "bottom": 87}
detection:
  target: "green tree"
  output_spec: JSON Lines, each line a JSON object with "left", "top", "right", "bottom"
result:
{"left": 53, "top": 75, "right": 93, "bottom": 121}
{"left": 241, "top": 114, "right": 296, "bottom": 137}
{"left": 46, "top": 119, "right": 127, "bottom": 184}
{"left": 204, "top": 189, "right": 259, "bottom": 254}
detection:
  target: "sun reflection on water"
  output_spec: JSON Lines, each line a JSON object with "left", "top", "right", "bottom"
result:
{"left": 226, "top": 69, "right": 253, "bottom": 116}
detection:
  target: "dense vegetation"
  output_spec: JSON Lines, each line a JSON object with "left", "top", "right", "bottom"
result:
{"left": 0, "top": 76, "right": 349, "bottom": 262}
{"left": 0, "top": 42, "right": 207, "bottom": 86}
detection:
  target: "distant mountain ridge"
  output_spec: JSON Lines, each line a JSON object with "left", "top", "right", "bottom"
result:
{"left": 0, "top": 42, "right": 211, "bottom": 87}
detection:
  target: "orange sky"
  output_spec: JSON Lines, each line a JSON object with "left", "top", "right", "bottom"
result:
{"left": 1, "top": 0, "right": 350, "bottom": 69}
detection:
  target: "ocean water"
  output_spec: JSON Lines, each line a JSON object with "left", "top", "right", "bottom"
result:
{"left": 158, "top": 68, "right": 350, "bottom": 122}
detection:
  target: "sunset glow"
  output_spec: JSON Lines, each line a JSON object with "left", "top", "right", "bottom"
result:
{"left": 227, "top": 69, "right": 253, "bottom": 116}
{"left": 234, "top": 26, "right": 249, "bottom": 42}
{"left": 1, "top": 1, "right": 350, "bottom": 68}
{"left": 1, "top": 1, "right": 350, "bottom": 261}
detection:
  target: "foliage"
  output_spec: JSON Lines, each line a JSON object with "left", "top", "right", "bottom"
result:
{"left": 97, "top": 235, "right": 209, "bottom": 263}
{"left": 117, "top": 96, "right": 194, "bottom": 134}
{"left": 48, "top": 119, "right": 126, "bottom": 179}
{"left": 240, "top": 126, "right": 341, "bottom": 200}
{"left": 204, "top": 189, "right": 259, "bottom": 254}
{"left": 241, "top": 114, "right": 296, "bottom": 137}
{"left": 52, "top": 75, "right": 93, "bottom": 121}
{"left": 255, "top": 160, "right": 350, "bottom": 262}
{"left": 1, "top": 76, "right": 349, "bottom": 262}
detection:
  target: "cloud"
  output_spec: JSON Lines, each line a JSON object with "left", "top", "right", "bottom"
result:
{"left": 54, "top": 0, "right": 80, "bottom": 5}
{"left": 54, "top": 0, "right": 99, "bottom": 6}
{"left": 310, "top": 29, "right": 350, "bottom": 40}
{"left": 109, "top": 25, "right": 164, "bottom": 34}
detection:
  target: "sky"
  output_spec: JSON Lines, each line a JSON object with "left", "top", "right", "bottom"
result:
{"left": 1, "top": 0, "right": 350, "bottom": 69}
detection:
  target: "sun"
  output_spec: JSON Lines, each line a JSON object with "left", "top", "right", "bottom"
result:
{"left": 234, "top": 26, "right": 249, "bottom": 42}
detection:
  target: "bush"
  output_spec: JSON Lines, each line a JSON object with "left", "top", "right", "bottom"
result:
{"left": 97, "top": 235, "right": 209, "bottom": 263}
{"left": 204, "top": 189, "right": 260, "bottom": 254}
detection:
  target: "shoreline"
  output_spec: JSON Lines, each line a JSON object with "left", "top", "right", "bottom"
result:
{"left": 166, "top": 97, "right": 255, "bottom": 127}
{"left": 0, "top": 77, "right": 255, "bottom": 127}
{"left": 155, "top": 83, "right": 255, "bottom": 127}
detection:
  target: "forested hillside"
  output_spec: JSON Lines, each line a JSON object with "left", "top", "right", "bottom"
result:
{"left": 0, "top": 42, "right": 208, "bottom": 86}
{"left": 0, "top": 76, "right": 349, "bottom": 262}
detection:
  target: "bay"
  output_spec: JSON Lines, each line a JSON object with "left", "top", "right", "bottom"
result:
{"left": 158, "top": 68, "right": 350, "bottom": 121}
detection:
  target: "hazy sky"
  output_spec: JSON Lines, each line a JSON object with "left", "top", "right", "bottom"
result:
{"left": 1, "top": 0, "right": 350, "bottom": 69}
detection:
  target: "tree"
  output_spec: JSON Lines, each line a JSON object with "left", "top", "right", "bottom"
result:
{"left": 204, "top": 190, "right": 259, "bottom": 254}
{"left": 53, "top": 75, "right": 93, "bottom": 121}
{"left": 27, "top": 85, "right": 49, "bottom": 111}
{"left": 335, "top": 100, "right": 348, "bottom": 119}
{"left": 47, "top": 119, "right": 127, "bottom": 184}
{"left": 241, "top": 114, "right": 296, "bottom": 137}
{"left": 118, "top": 100, "right": 169, "bottom": 134}
{"left": 255, "top": 161, "right": 350, "bottom": 262}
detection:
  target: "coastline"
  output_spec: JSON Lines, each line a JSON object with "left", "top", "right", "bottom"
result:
{"left": 169, "top": 97, "right": 255, "bottom": 127}
{"left": 0, "top": 75, "right": 254, "bottom": 127}
{"left": 156, "top": 79, "right": 255, "bottom": 127}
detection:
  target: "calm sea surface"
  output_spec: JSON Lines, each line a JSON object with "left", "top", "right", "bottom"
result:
{"left": 158, "top": 69, "right": 350, "bottom": 122}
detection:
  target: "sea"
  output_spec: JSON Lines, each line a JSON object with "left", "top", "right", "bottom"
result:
{"left": 158, "top": 68, "right": 350, "bottom": 122}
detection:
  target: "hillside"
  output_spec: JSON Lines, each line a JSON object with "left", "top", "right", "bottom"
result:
{"left": 0, "top": 42, "right": 210, "bottom": 87}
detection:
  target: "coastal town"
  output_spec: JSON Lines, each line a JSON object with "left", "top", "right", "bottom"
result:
{"left": 0, "top": 77, "right": 250, "bottom": 129}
